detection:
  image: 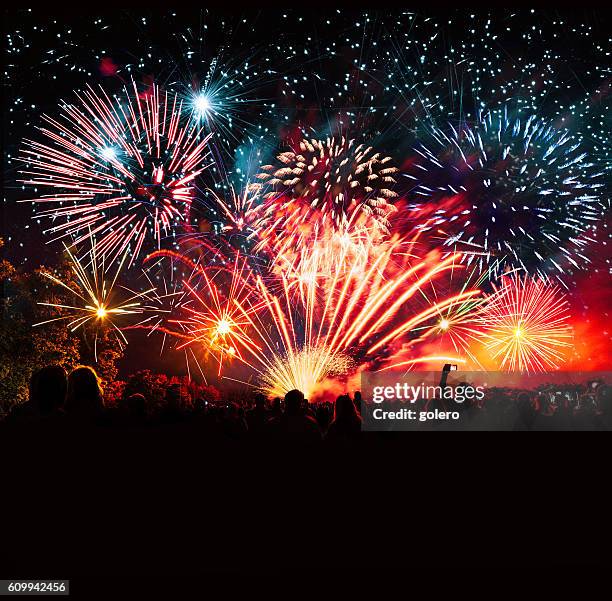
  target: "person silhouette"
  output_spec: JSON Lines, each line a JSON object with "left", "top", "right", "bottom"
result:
{"left": 269, "top": 389, "right": 321, "bottom": 442}
{"left": 596, "top": 384, "right": 612, "bottom": 430}
{"left": 270, "top": 397, "right": 282, "bottom": 419}
{"left": 160, "top": 383, "right": 185, "bottom": 424}
{"left": 514, "top": 392, "right": 537, "bottom": 431}
{"left": 31, "top": 365, "right": 67, "bottom": 416}
{"left": 65, "top": 366, "right": 104, "bottom": 421}
{"left": 123, "top": 393, "right": 147, "bottom": 425}
{"left": 326, "top": 394, "right": 362, "bottom": 441}
{"left": 246, "top": 393, "right": 269, "bottom": 436}
{"left": 7, "top": 365, "right": 67, "bottom": 425}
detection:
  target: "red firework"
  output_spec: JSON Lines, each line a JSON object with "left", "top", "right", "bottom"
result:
{"left": 18, "top": 80, "right": 212, "bottom": 266}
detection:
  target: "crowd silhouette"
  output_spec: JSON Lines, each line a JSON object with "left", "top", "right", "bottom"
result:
{"left": 2, "top": 364, "right": 610, "bottom": 582}
{"left": 2, "top": 364, "right": 611, "bottom": 435}
{"left": 2, "top": 364, "right": 365, "bottom": 441}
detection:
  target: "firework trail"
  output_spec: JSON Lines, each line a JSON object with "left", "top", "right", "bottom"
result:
{"left": 479, "top": 273, "right": 573, "bottom": 373}
{"left": 33, "top": 239, "right": 157, "bottom": 360}
{"left": 391, "top": 260, "right": 496, "bottom": 370}
{"left": 243, "top": 244, "right": 482, "bottom": 398}
{"left": 151, "top": 235, "right": 483, "bottom": 399}
{"left": 405, "top": 107, "right": 604, "bottom": 282}
{"left": 18, "top": 80, "right": 212, "bottom": 266}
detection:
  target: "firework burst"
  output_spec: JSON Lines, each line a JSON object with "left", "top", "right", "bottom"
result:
{"left": 152, "top": 234, "right": 483, "bottom": 398}
{"left": 258, "top": 347, "right": 354, "bottom": 400}
{"left": 125, "top": 256, "right": 193, "bottom": 356}
{"left": 398, "top": 260, "right": 498, "bottom": 369}
{"left": 479, "top": 274, "right": 574, "bottom": 372}
{"left": 270, "top": 224, "right": 390, "bottom": 304}
{"left": 34, "top": 241, "right": 156, "bottom": 359}
{"left": 406, "top": 107, "right": 604, "bottom": 281}
{"left": 243, "top": 136, "right": 400, "bottom": 283}
{"left": 204, "top": 183, "right": 261, "bottom": 241}
{"left": 252, "top": 135, "right": 398, "bottom": 246}
{"left": 18, "top": 80, "right": 212, "bottom": 265}
{"left": 141, "top": 250, "right": 265, "bottom": 376}
{"left": 246, "top": 244, "right": 481, "bottom": 398}
{"left": 188, "top": 54, "right": 278, "bottom": 147}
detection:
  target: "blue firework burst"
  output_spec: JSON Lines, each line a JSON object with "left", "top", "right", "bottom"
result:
{"left": 405, "top": 107, "right": 605, "bottom": 282}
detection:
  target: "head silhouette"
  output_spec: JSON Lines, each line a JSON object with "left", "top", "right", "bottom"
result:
{"left": 284, "top": 389, "right": 305, "bottom": 415}
{"left": 517, "top": 391, "right": 536, "bottom": 425}
{"left": 334, "top": 394, "right": 358, "bottom": 422}
{"left": 254, "top": 393, "right": 266, "bottom": 410}
{"left": 597, "top": 384, "right": 612, "bottom": 424}
{"left": 29, "top": 365, "right": 67, "bottom": 415}
{"left": 125, "top": 393, "right": 146, "bottom": 418}
{"left": 165, "top": 383, "right": 182, "bottom": 410}
{"left": 66, "top": 366, "right": 103, "bottom": 416}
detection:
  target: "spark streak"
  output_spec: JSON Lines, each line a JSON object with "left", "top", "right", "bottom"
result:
{"left": 479, "top": 274, "right": 573, "bottom": 372}
{"left": 34, "top": 239, "right": 156, "bottom": 359}
{"left": 19, "top": 80, "right": 212, "bottom": 265}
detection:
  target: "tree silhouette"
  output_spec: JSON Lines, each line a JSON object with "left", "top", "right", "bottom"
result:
{"left": 0, "top": 240, "right": 123, "bottom": 412}
{"left": 0, "top": 240, "right": 80, "bottom": 411}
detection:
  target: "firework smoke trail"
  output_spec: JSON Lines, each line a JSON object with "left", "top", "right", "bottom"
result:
{"left": 405, "top": 107, "right": 604, "bottom": 282}
{"left": 33, "top": 239, "right": 157, "bottom": 360}
{"left": 479, "top": 274, "right": 574, "bottom": 373}
{"left": 18, "top": 80, "right": 212, "bottom": 266}
{"left": 376, "top": 356, "right": 468, "bottom": 372}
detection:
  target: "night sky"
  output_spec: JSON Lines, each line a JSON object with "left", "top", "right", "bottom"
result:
{"left": 2, "top": 8, "right": 610, "bottom": 381}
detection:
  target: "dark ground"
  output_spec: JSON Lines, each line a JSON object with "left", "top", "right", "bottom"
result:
{"left": 1, "top": 426, "right": 610, "bottom": 596}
